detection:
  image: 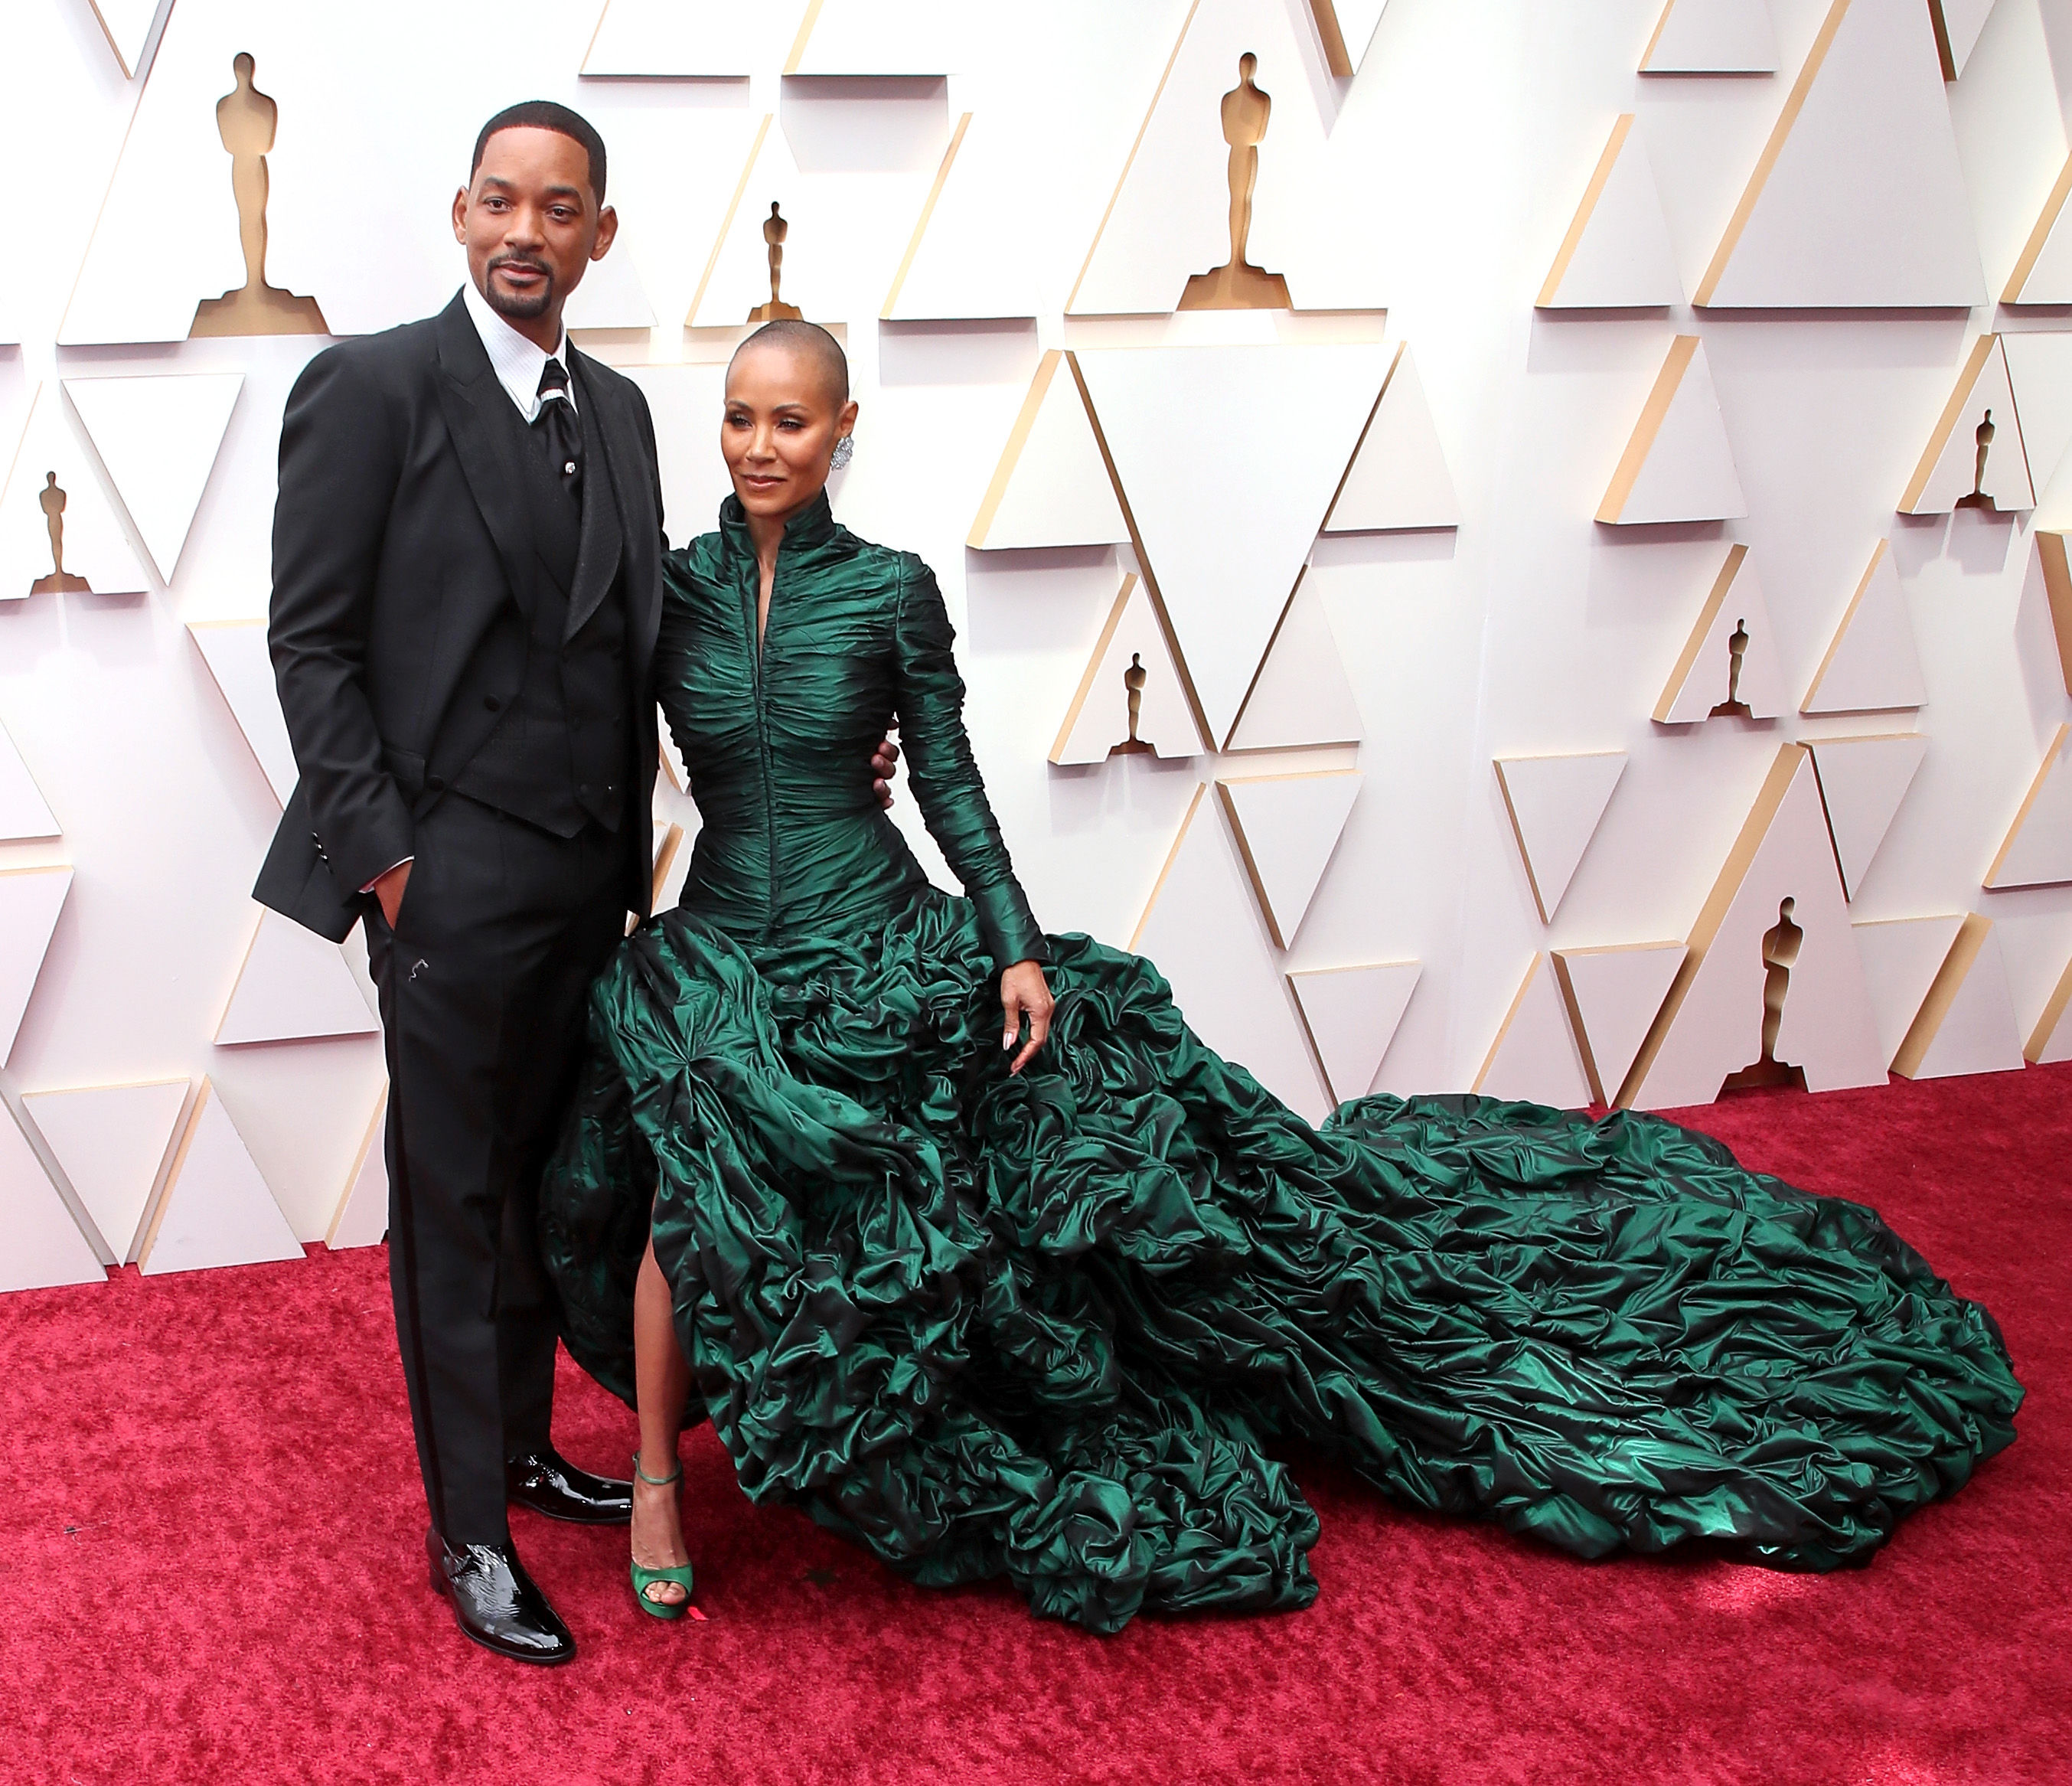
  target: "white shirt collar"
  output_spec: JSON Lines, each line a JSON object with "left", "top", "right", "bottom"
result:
{"left": 460, "top": 279, "right": 575, "bottom": 421}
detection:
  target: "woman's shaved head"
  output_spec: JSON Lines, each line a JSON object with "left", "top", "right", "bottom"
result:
{"left": 730, "top": 319, "right": 849, "bottom": 407}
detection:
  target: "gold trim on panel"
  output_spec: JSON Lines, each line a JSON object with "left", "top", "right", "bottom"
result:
{"left": 1048, "top": 573, "right": 1138, "bottom": 763}
{"left": 2028, "top": 951, "right": 2072, "bottom": 1063}
{"left": 781, "top": 0, "right": 827, "bottom": 76}
{"left": 1539, "top": 116, "right": 1635, "bottom": 307}
{"left": 883, "top": 112, "right": 972, "bottom": 318}
{"left": 1470, "top": 953, "right": 1545, "bottom": 1095}
{"left": 968, "top": 350, "right": 1065, "bottom": 549}
{"left": 1320, "top": 343, "right": 1405, "bottom": 531}
{"left": 1128, "top": 780, "right": 1209, "bottom": 952}
{"left": 1897, "top": 335, "right": 1999, "bottom": 514}
{"left": 1617, "top": 743, "right": 1803, "bottom": 1105}
{"left": 325, "top": 1085, "right": 387, "bottom": 1249}
{"left": 686, "top": 114, "right": 773, "bottom": 328}
{"left": 1693, "top": 0, "right": 1852, "bottom": 306}
{"left": 1309, "top": 1, "right": 1356, "bottom": 78}
{"left": 1983, "top": 720, "right": 2071, "bottom": 888}
{"left": 1891, "top": 913, "right": 1990, "bottom": 1078}
{"left": 1801, "top": 539, "right": 1889, "bottom": 711}
{"left": 1653, "top": 543, "right": 1746, "bottom": 722}
{"left": 1067, "top": 0, "right": 1204, "bottom": 314}
{"left": 2004, "top": 154, "right": 2072, "bottom": 304}
{"left": 1599, "top": 335, "right": 1698, "bottom": 523}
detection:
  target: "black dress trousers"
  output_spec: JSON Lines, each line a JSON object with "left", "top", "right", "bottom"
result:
{"left": 367, "top": 792, "right": 626, "bottom": 1544}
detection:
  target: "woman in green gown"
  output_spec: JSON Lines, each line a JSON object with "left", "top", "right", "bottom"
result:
{"left": 540, "top": 323, "right": 2021, "bottom": 1634}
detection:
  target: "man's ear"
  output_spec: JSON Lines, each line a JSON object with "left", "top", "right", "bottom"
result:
{"left": 451, "top": 187, "right": 470, "bottom": 246}
{"left": 590, "top": 204, "right": 619, "bottom": 262}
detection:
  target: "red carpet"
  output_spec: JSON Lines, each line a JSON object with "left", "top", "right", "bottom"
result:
{"left": 5, "top": 1068, "right": 2068, "bottom": 1785}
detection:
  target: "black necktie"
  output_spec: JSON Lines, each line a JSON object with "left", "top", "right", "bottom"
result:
{"left": 535, "top": 358, "right": 582, "bottom": 498}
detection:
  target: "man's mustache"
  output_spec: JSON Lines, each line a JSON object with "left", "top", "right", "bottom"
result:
{"left": 488, "top": 254, "right": 552, "bottom": 281}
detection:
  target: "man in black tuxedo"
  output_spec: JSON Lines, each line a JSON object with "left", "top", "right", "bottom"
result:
{"left": 259, "top": 103, "right": 899, "bottom": 1663}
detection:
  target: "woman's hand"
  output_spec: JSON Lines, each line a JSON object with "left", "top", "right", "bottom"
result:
{"left": 1000, "top": 960, "right": 1053, "bottom": 1075}
{"left": 871, "top": 734, "right": 900, "bottom": 809}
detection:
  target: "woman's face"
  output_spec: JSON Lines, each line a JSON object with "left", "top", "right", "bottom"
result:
{"left": 720, "top": 343, "right": 857, "bottom": 528}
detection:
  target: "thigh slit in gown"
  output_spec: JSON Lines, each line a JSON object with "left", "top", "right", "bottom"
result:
{"left": 540, "top": 495, "right": 2021, "bottom": 1634}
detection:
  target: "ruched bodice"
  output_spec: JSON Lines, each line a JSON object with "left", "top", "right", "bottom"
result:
{"left": 660, "top": 493, "right": 1045, "bottom": 967}
{"left": 541, "top": 498, "right": 2021, "bottom": 1634}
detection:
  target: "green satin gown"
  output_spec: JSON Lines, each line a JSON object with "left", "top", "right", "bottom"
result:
{"left": 540, "top": 493, "right": 2021, "bottom": 1634}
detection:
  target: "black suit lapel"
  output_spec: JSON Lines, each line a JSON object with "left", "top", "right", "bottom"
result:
{"left": 568, "top": 351, "right": 645, "bottom": 644}
{"left": 432, "top": 295, "right": 542, "bottom": 623}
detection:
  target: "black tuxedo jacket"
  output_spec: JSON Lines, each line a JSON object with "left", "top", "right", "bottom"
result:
{"left": 256, "top": 291, "right": 665, "bottom": 942}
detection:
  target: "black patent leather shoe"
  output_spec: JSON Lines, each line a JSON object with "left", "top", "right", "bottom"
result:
{"left": 507, "top": 1448, "right": 634, "bottom": 1525}
{"left": 425, "top": 1530, "right": 576, "bottom": 1666}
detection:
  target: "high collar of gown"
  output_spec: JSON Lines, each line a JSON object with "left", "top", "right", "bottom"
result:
{"left": 718, "top": 488, "right": 837, "bottom": 566}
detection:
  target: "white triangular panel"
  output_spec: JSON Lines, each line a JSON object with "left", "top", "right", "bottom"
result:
{"left": 1899, "top": 917, "right": 2025, "bottom": 1079}
{"left": 582, "top": 0, "right": 788, "bottom": 75}
{"left": 1051, "top": 575, "right": 1206, "bottom": 765}
{"left": 1538, "top": 116, "right": 1684, "bottom": 309}
{"left": 139, "top": 1080, "right": 303, "bottom": 1275}
{"left": 2027, "top": 952, "right": 2072, "bottom": 1063}
{"left": 1076, "top": 343, "right": 1390, "bottom": 745}
{"left": 2004, "top": 158, "right": 2072, "bottom": 305}
{"left": 87, "top": 0, "right": 169, "bottom": 80}
{"left": 1985, "top": 723, "right": 2072, "bottom": 890}
{"left": 1640, "top": 0, "right": 1779, "bottom": 72}
{"left": 61, "top": 374, "right": 243, "bottom": 583}
{"left": 1655, "top": 546, "right": 1786, "bottom": 723}
{"left": 1695, "top": 0, "right": 1984, "bottom": 308}
{"left": 1310, "top": 0, "right": 1390, "bottom": 75}
{"left": 1598, "top": 337, "right": 1747, "bottom": 525}
{"left": 1323, "top": 345, "right": 1461, "bottom": 532}
{"left": 1628, "top": 749, "right": 1884, "bottom": 1108}
{"left": 1, "top": 385, "right": 150, "bottom": 601}
{"left": 0, "top": 721, "right": 60, "bottom": 842}
{"left": 1069, "top": 0, "right": 1331, "bottom": 315}
{"left": 1931, "top": 0, "right": 1996, "bottom": 79}
{"left": 968, "top": 353, "right": 1128, "bottom": 550}
{"left": 688, "top": 116, "right": 847, "bottom": 328}
{"left": 1801, "top": 540, "right": 1927, "bottom": 713}
{"left": 884, "top": 113, "right": 1042, "bottom": 321}
{"left": 788, "top": 0, "right": 964, "bottom": 73}
{"left": 563, "top": 233, "right": 657, "bottom": 331}
{"left": 0, "top": 867, "right": 73, "bottom": 1063}
{"left": 1493, "top": 752, "right": 1627, "bottom": 924}
{"left": 2003, "top": 337, "right": 2072, "bottom": 525}
{"left": 1225, "top": 576, "right": 1364, "bottom": 752}
{"left": 1288, "top": 961, "right": 1419, "bottom": 1105}
{"left": 326, "top": 1086, "right": 389, "bottom": 1249}
{"left": 1217, "top": 771, "right": 1364, "bottom": 949}
{"left": 1807, "top": 733, "right": 1927, "bottom": 901}
{"left": 0, "top": 1103, "right": 105, "bottom": 1292}
{"left": 1897, "top": 337, "right": 2034, "bottom": 514}
{"left": 24, "top": 1079, "right": 189, "bottom": 1265}
{"left": 1472, "top": 953, "right": 1594, "bottom": 1109}
{"left": 215, "top": 908, "right": 379, "bottom": 1046}
{"left": 188, "top": 621, "right": 297, "bottom": 807}
{"left": 1552, "top": 942, "right": 1685, "bottom": 1107}
{"left": 1131, "top": 789, "right": 1330, "bottom": 1123}
{"left": 1854, "top": 913, "right": 1966, "bottom": 1064}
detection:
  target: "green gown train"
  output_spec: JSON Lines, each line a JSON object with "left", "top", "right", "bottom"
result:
{"left": 539, "top": 493, "right": 2021, "bottom": 1634}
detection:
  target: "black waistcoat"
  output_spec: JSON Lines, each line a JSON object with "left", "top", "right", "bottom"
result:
{"left": 450, "top": 389, "right": 631, "bottom": 837}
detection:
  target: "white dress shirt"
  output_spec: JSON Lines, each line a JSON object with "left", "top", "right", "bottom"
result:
{"left": 364, "top": 284, "right": 579, "bottom": 895}
{"left": 461, "top": 276, "right": 578, "bottom": 420}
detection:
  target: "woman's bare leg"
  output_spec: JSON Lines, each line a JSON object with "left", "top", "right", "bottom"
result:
{"left": 632, "top": 1231, "right": 693, "bottom": 1605}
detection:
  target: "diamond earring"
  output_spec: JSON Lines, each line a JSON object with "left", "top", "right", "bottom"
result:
{"left": 830, "top": 435, "right": 854, "bottom": 472}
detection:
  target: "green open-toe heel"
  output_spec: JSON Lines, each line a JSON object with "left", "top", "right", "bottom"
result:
{"left": 628, "top": 1452, "right": 696, "bottom": 1621}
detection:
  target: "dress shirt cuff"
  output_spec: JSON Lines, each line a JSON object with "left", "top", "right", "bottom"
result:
{"left": 361, "top": 857, "right": 413, "bottom": 895}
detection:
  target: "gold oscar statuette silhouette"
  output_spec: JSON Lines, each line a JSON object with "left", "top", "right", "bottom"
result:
{"left": 189, "top": 53, "right": 328, "bottom": 338}
{"left": 31, "top": 472, "right": 91, "bottom": 595}
{"left": 747, "top": 201, "right": 804, "bottom": 324}
{"left": 1953, "top": 408, "right": 1997, "bottom": 513}
{"left": 1721, "top": 896, "right": 1808, "bottom": 1093}
{"left": 1111, "top": 651, "right": 1155, "bottom": 756}
{"left": 1177, "top": 53, "right": 1294, "bottom": 312}
{"left": 1709, "top": 615, "right": 1752, "bottom": 718}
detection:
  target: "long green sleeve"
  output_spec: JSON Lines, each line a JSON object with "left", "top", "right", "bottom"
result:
{"left": 892, "top": 556, "right": 1048, "bottom": 969}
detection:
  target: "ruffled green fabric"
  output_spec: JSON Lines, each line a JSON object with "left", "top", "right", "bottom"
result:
{"left": 540, "top": 889, "right": 2022, "bottom": 1634}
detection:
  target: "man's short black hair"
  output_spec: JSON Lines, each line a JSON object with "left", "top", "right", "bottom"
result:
{"left": 471, "top": 102, "right": 607, "bottom": 205}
